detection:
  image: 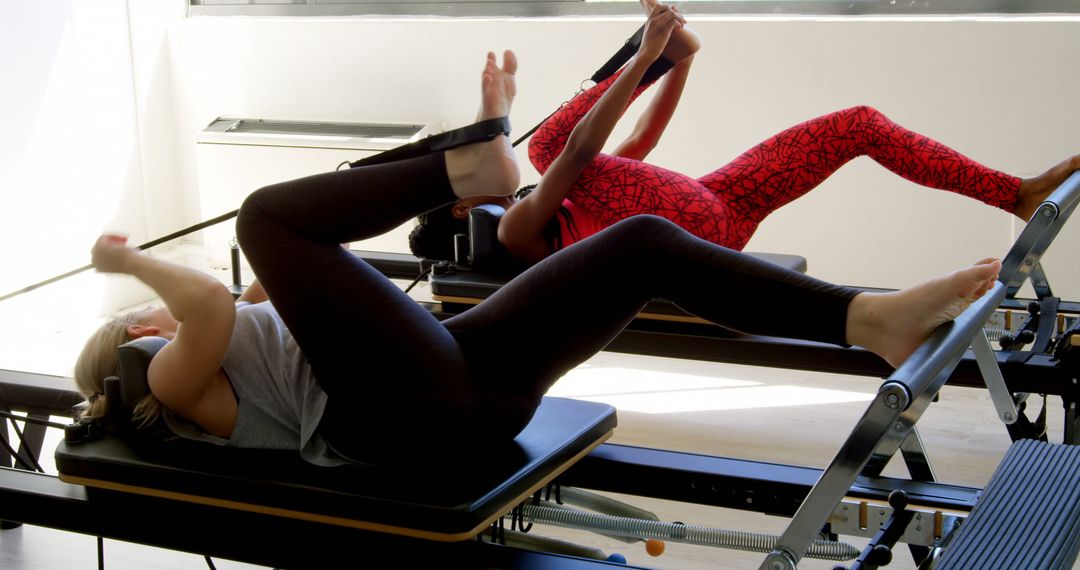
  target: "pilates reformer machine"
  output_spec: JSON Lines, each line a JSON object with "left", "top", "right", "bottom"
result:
{"left": 0, "top": 172, "right": 1077, "bottom": 569}
{"left": 2, "top": 26, "right": 1080, "bottom": 569}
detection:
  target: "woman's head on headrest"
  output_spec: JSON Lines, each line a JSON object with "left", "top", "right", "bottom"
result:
{"left": 408, "top": 203, "right": 469, "bottom": 262}
{"left": 408, "top": 194, "right": 517, "bottom": 261}
{"left": 73, "top": 307, "right": 173, "bottom": 426}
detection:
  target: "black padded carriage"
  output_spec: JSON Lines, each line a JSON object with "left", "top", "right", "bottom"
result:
{"left": 55, "top": 395, "right": 615, "bottom": 540}
{"left": 54, "top": 337, "right": 617, "bottom": 541}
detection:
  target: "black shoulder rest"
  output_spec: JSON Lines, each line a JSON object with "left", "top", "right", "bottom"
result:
{"left": 66, "top": 336, "right": 167, "bottom": 443}
{"left": 467, "top": 203, "right": 530, "bottom": 277}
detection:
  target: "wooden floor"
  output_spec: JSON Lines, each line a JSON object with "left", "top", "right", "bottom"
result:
{"left": 2, "top": 347, "right": 1071, "bottom": 570}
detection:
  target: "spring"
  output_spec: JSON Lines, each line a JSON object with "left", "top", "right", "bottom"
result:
{"left": 521, "top": 502, "right": 859, "bottom": 561}
{"left": 557, "top": 487, "right": 660, "bottom": 522}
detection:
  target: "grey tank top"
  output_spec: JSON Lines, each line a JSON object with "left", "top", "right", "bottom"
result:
{"left": 162, "top": 302, "right": 348, "bottom": 466}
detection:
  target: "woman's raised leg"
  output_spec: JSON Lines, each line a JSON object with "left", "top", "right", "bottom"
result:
{"left": 235, "top": 51, "right": 520, "bottom": 431}
{"left": 697, "top": 106, "right": 1030, "bottom": 230}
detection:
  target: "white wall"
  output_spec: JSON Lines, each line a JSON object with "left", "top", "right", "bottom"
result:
{"left": 3, "top": 8, "right": 1079, "bottom": 358}
{"left": 0, "top": 1, "right": 145, "bottom": 295}
{"left": 0, "top": 1, "right": 155, "bottom": 373}
{"left": 165, "top": 14, "right": 1080, "bottom": 298}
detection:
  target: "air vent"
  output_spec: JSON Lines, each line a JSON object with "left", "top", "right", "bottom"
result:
{"left": 198, "top": 116, "right": 442, "bottom": 151}
{"left": 223, "top": 119, "right": 423, "bottom": 139}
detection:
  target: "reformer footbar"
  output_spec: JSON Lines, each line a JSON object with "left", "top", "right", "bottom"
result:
{"left": 757, "top": 172, "right": 1080, "bottom": 570}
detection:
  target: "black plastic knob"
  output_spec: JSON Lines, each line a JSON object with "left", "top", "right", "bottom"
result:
{"left": 867, "top": 545, "right": 893, "bottom": 565}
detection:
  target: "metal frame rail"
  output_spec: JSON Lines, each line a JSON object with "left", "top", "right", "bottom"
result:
{"left": 759, "top": 171, "right": 1080, "bottom": 569}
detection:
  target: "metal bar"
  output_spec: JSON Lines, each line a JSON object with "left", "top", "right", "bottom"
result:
{"left": 899, "top": 428, "right": 935, "bottom": 483}
{"left": 15, "top": 416, "right": 47, "bottom": 472}
{"left": 972, "top": 329, "right": 1019, "bottom": 425}
{"left": 0, "top": 422, "right": 8, "bottom": 469}
{"left": 1029, "top": 263, "right": 1054, "bottom": 299}
{"left": 562, "top": 444, "right": 982, "bottom": 516}
{"left": 761, "top": 283, "right": 1007, "bottom": 569}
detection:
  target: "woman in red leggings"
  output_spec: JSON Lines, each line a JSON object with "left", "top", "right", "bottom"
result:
{"left": 409, "top": 1, "right": 1079, "bottom": 265}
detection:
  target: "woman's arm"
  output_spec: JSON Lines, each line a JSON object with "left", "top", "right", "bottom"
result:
{"left": 611, "top": 54, "right": 693, "bottom": 161}
{"left": 500, "top": 4, "right": 685, "bottom": 262}
{"left": 91, "top": 236, "right": 236, "bottom": 422}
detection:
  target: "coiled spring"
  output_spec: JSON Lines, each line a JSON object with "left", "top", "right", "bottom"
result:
{"left": 520, "top": 501, "right": 860, "bottom": 561}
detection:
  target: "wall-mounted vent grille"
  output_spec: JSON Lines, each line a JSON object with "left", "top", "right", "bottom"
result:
{"left": 195, "top": 116, "right": 445, "bottom": 262}
{"left": 222, "top": 119, "right": 424, "bottom": 139}
{"left": 198, "top": 116, "right": 442, "bottom": 151}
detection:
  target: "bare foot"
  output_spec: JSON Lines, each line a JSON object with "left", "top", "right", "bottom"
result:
{"left": 447, "top": 50, "right": 520, "bottom": 199}
{"left": 1014, "top": 155, "right": 1080, "bottom": 221}
{"left": 639, "top": 0, "right": 700, "bottom": 62}
{"left": 478, "top": 50, "right": 517, "bottom": 121}
{"left": 847, "top": 259, "right": 1002, "bottom": 368}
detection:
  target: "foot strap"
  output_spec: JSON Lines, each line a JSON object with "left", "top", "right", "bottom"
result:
{"left": 591, "top": 24, "right": 644, "bottom": 83}
{"left": 348, "top": 117, "right": 511, "bottom": 169}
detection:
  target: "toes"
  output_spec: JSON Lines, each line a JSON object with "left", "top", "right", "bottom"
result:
{"left": 502, "top": 49, "right": 518, "bottom": 75}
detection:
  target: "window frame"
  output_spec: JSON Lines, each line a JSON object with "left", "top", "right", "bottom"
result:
{"left": 187, "top": 1, "right": 1080, "bottom": 18}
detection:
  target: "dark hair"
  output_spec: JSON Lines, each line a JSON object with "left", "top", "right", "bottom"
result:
{"left": 408, "top": 203, "right": 469, "bottom": 262}
{"left": 515, "top": 184, "right": 537, "bottom": 200}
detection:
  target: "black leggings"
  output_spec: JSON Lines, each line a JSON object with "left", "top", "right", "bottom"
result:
{"left": 236, "top": 151, "right": 859, "bottom": 461}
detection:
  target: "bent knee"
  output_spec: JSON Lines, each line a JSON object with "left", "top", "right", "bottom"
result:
{"left": 235, "top": 185, "right": 279, "bottom": 252}
{"left": 606, "top": 215, "right": 686, "bottom": 244}
{"left": 839, "top": 105, "right": 888, "bottom": 124}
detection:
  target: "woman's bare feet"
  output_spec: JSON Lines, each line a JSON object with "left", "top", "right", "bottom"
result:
{"left": 1014, "top": 155, "right": 1080, "bottom": 221}
{"left": 446, "top": 50, "right": 521, "bottom": 199}
{"left": 639, "top": 0, "right": 700, "bottom": 62}
{"left": 847, "top": 259, "right": 1002, "bottom": 368}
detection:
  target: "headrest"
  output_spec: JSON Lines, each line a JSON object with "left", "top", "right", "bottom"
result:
{"left": 107, "top": 336, "right": 168, "bottom": 420}
{"left": 467, "top": 204, "right": 529, "bottom": 277}
{"left": 65, "top": 335, "right": 168, "bottom": 444}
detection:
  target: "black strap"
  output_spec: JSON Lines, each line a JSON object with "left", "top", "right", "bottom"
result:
{"left": 0, "top": 210, "right": 243, "bottom": 303}
{"left": 591, "top": 24, "right": 645, "bottom": 83}
{"left": 513, "top": 25, "right": 645, "bottom": 149}
{"left": 348, "top": 117, "right": 511, "bottom": 169}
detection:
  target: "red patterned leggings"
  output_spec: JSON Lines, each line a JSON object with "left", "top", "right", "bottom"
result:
{"left": 528, "top": 70, "right": 1021, "bottom": 251}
